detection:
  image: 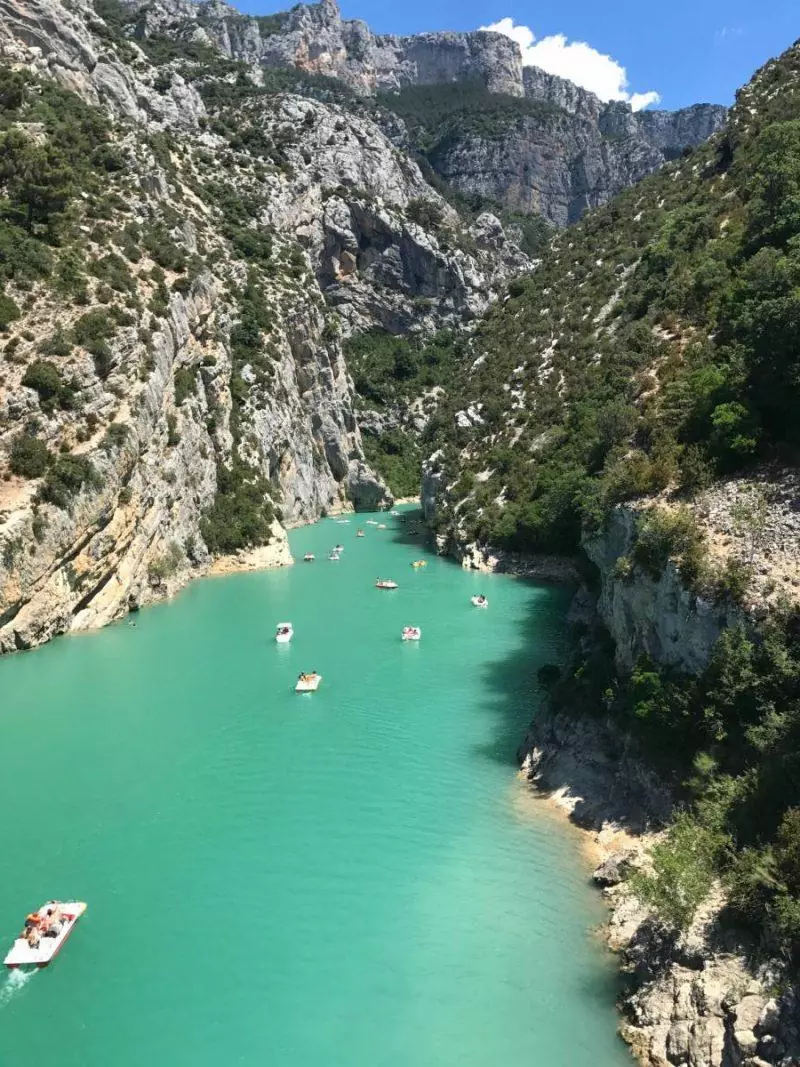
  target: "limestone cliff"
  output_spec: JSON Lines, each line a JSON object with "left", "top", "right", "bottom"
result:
{"left": 0, "top": 0, "right": 526, "bottom": 652}
{"left": 427, "top": 86, "right": 726, "bottom": 227}
{"left": 123, "top": 0, "right": 726, "bottom": 227}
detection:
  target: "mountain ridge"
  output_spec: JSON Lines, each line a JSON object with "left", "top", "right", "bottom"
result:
{"left": 118, "top": 0, "right": 728, "bottom": 225}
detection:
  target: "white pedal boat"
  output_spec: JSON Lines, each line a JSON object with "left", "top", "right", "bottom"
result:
{"left": 295, "top": 672, "right": 322, "bottom": 693}
{"left": 377, "top": 523, "right": 387, "bottom": 530}
{"left": 365, "top": 520, "right": 379, "bottom": 526}
{"left": 402, "top": 626, "right": 421, "bottom": 641}
{"left": 303, "top": 554, "right": 315, "bottom": 562}
{"left": 328, "top": 551, "right": 340, "bottom": 561}
{"left": 5, "top": 902, "right": 87, "bottom": 969}
{"left": 471, "top": 595, "right": 488, "bottom": 608}
{"left": 375, "top": 579, "right": 398, "bottom": 590}
{"left": 275, "top": 622, "right": 293, "bottom": 644}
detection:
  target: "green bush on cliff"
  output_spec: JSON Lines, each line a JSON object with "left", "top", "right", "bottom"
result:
{"left": 40, "top": 454, "right": 98, "bottom": 508}
{"left": 9, "top": 434, "right": 50, "bottom": 478}
{"left": 22, "top": 360, "right": 75, "bottom": 413}
{"left": 631, "top": 814, "right": 722, "bottom": 931}
{"left": 556, "top": 609, "right": 800, "bottom": 954}
{"left": 200, "top": 460, "right": 274, "bottom": 555}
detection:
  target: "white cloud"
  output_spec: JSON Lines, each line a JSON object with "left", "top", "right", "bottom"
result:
{"left": 481, "top": 17, "right": 661, "bottom": 111}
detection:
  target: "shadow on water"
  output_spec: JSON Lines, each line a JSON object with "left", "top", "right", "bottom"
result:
{"left": 388, "top": 508, "right": 575, "bottom": 770}
{"left": 474, "top": 599, "right": 565, "bottom": 767}
{"left": 386, "top": 507, "right": 434, "bottom": 552}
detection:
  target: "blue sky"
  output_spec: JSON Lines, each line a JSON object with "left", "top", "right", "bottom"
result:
{"left": 236, "top": 0, "right": 798, "bottom": 110}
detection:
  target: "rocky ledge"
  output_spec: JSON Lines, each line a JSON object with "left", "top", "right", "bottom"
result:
{"left": 519, "top": 704, "right": 800, "bottom": 1067}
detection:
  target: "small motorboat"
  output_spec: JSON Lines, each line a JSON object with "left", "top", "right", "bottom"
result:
{"left": 275, "top": 622, "right": 293, "bottom": 644}
{"left": 471, "top": 595, "right": 489, "bottom": 608}
{"left": 411, "top": 560, "right": 427, "bottom": 569}
{"left": 328, "top": 550, "right": 340, "bottom": 561}
{"left": 303, "top": 554, "right": 315, "bottom": 562}
{"left": 335, "top": 520, "right": 350, "bottom": 524}
{"left": 366, "top": 520, "right": 379, "bottom": 526}
{"left": 5, "top": 902, "right": 87, "bottom": 969}
{"left": 390, "top": 510, "right": 400, "bottom": 516}
{"left": 375, "top": 579, "right": 398, "bottom": 590}
{"left": 377, "top": 523, "right": 387, "bottom": 530}
{"left": 402, "top": 626, "right": 421, "bottom": 641}
{"left": 357, "top": 530, "right": 365, "bottom": 538}
{"left": 295, "top": 672, "right": 322, "bottom": 693}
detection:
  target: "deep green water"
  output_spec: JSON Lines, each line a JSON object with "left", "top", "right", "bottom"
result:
{"left": 0, "top": 509, "right": 629, "bottom": 1066}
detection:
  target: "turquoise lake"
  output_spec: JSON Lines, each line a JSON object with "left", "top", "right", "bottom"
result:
{"left": 0, "top": 509, "right": 630, "bottom": 1066}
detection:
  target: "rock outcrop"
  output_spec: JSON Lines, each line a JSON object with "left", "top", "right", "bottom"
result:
{"left": 429, "top": 89, "right": 727, "bottom": 227}
{"left": 164, "top": 0, "right": 526, "bottom": 97}
{"left": 584, "top": 504, "right": 744, "bottom": 675}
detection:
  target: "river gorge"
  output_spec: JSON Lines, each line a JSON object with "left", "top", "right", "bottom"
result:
{"left": 0, "top": 510, "right": 630, "bottom": 1066}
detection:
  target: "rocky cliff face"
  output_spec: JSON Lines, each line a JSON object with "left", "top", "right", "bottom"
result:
{"left": 125, "top": 0, "right": 726, "bottom": 228}
{"left": 585, "top": 505, "right": 743, "bottom": 675}
{"left": 428, "top": 91, "right": 727, "bottom": 227}
{"left": 146, "top": 0, "right": 525, "bottom": 97}
{"left": 0, "top": 0, "right": 527, "bottom": 652}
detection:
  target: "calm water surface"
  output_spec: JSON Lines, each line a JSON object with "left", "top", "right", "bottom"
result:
{"left": 0, "top": 510, "right": 629, "bottom": 1066}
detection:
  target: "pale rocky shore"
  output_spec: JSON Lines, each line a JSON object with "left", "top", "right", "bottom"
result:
{"left": 518, "top": 705, "right": 800, "bottom": 1067}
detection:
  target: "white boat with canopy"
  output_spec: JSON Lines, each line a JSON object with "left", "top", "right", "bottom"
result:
{"left": 402, "top": 626, "right": 421, "bottom": 641}
{"left": 275, "top": 622, "right": 293, "bottom": 643}
{"left": 471, "top": 595, "right": 488, "bottom": 608}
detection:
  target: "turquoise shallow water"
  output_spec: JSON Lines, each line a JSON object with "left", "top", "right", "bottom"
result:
{"left": 0, "top": 509, "right": 629, "bottom": 1066}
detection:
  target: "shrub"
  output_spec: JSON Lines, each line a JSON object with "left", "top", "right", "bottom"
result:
{"left": 40, "top": 454, "right": 97, "bottom": 508}
{"left": 40, "top": 326, "right": 72, "bottom": 357}
{"left": 148, "top": 541, "right": 183, "bottom": 582}
{"left": 9, "top": 434, "right": 49, "bottom": 477}
{"left": 631, "top": 814, "right": 721, "bottom": 931}
{"left": 0, "top": 293, "right": 20, "bottom": 330}
{"left": 406, "top": 198, "right": 444, "bottom": 230}
{"left": 22, "top": 360, "right": 73, "bottom": 412}
{"left": 72, "top": 308, "right": 116, "bottom": 356}
{"left": 200, "top": 460, "right": 274, "bottom": 554}
{"left": 173, "top": 367, "right": 197, "bottom": 405}
{"left": 100, "top": 422, "right": 129, "bottom": 451}
{"left": 632, "top": 507, "right": 706, "bottom": 582}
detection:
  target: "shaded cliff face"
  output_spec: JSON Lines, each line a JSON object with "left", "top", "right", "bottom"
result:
{"left": 0, "top": 0, "right": 527, "bottom": 652}
{"left": 422, "top": 87, "right": 727, "bottom": 227}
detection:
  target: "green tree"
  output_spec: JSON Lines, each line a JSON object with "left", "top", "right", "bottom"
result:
{"left": 0, "top": 130, "right": 73, "bottom": 232}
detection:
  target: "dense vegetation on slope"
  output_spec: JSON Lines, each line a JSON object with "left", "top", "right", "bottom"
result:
{"left": 431, "top": 40, "right": 800, "bottom": 559}
{"left": 549, "top": 611, "right": 800, "bottom": 959}
{"left": 345, "top": 329, "right": 465, "bottom": 496}
{"left": 425, "top": 41, "right": 800, "bottom": 963}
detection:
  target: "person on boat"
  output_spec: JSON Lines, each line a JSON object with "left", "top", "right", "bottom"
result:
{"left": 25, "top": 925, "right": 41, "bottom": 949}
{"left": 40, "top": 909, "right": 59, "bottom": 938}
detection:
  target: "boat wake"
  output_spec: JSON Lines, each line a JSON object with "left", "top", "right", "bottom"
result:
{"left": 0, "top": 968, "right": 36, "bottom": 1007}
